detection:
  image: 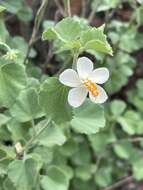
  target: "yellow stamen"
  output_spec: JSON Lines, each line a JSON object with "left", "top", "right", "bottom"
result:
{"left": 83, "top": 79, "right": 99, "bottom": 97}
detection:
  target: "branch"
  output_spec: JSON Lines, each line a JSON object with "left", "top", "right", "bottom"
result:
{"left": 67, "top": 0, "right": 71, "bottom": 16}
{"left": 23, "top": 119, "right": 51, "bottom": 154}
{"left": 111, "top": 137, "right": 143, "bottom": 145}
{"left": 23, "top": 0, "right": 49, "bottom": 64}
{"left": 102, "top": 175, "right": 133, "bottom": 190}
{"left": 54, "top": 0, "right": 65, "bottom": 16}
{"left": 81, "top": 0, "right": 88, "bottom": 17}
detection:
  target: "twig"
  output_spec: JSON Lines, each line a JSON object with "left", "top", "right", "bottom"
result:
{"left": 67, "top": 0, "right": 71, "bottom": 16}
{"left": 0, "top": 156, "right": 12, "bottom": 162}
{"left": 102, "top": 175, "right": 133, "bottom": 190}
{"left": 31, "top": 119, "right": 36, "bottom": 137}
{"left": 72, "top": 51, "right": 79, "bottom": 69}
{"left": 110, "top": 137, "right": 143, "bottom": 145}
{"left": 88, "top": 8, "right": 96, "bottom": 23}
{"left": 94, "top": 155, "right": 102, "bottom": 175}
{"left": 23, "top": 119, "right": 51, "bottom": 154}
{"left": 81, "top": 0, "right": 88, "bottom": 17}
{"left": 88, "top": 1, "right": 100, "bottom": 23}
{"left": 54, "top": 0, "right": 65, "bottom": 16}
{"left": 23, "top": 0, "right": 49, "bottom": 64}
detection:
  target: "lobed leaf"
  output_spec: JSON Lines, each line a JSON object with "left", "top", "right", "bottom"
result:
{"left": 10, "top": 88, "right": 44, "bottom": 122}
{"left": 71, "top": 100, "right": 105, "bottom": 134}
{"left": 39, "top": 77, "right": 73, "bottom": 124}
{"left": 0, "top": 62, "right": 27, "bottom": 107}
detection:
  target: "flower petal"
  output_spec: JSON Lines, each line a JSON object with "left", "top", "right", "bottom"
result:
{"left": 89, "top": 85, "right": 108, "bottom": 104}
{"left": 59, "top": 69, "right": 81, "bottom": 87}
{"left": 89, "top": 67, "right": 109, "bottom": 84}
{"left": 77, "top": 57, "right": 93, "bottom": 79}
{"left": 68, "top": 87, "right": 88, "bottom": 108}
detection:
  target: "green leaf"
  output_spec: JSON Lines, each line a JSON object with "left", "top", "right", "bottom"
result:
{"left": 36, "top": 121, "right": 66, "bottom": 147}
{"left": 59, "top": 139, "right": 78, "bottom": 157}
{"left": 110, "top": 100, "right": 126, "bottom": 116}
{"left": 42, "top": 28, "right": 57, "bottom": 41}
{"left": 43, "top": 20, "right": 55, "bottom": 30}
{"left": 42, "top": 17, "right": 113, "bottom": 56}
{"left": 80, "top": 28, "right": 113, "bottom": 55}
{"left": 8, "top": 158, "right": 39, "bottom": 190}
{"left": 3, "top": 178, "right": 16, "bottom": 190}
{"left": 75, "top": 165, "right": 92, "bottom": 181}
{"left": 43, "top": 17, "right": 81, "bottom": 42}
{"left": 83, "top": 39, "right": 113, "bottom": 55}
{"left": 92, "top": 0, "right": 120, "bottom": 12}
{"left": 39, "top": 77, "right": 73, "bottom": 124}
{"left": 41, "top": 166, "right": 69, "bottom": 190}
{"left": 113, "top": 142, "right": 135, "bottom": 160}
{"left": 133, "top": 158, "right": 143, "bottom": 180}
{"left": 8, "top": 36, "right": 36, "bottom": 58}
{"left": 71, "top": 100, "right": 105, "bottom": 134}
{"left": 7, "top": 119, "right": 30, "bottom": 142}
{"left": 33, "top": 146, "right": 53, "bottom": 164}
{"left": 89, "top": 131, "right": 116, "bottom": 152}
{"left": 17, "top": 6, "right": 33, "bottom": 22}
{"left": 0, "top": 5, "right": 6, "bottom": 12}
{"left": 95, "top": 166, "right": 113, "bottom": 187}
{"left": 58, "top": 40, "right": 81, "bottom": 52}
{"left": 118, "top": 111, "right": 142, "bottom": 135}
{"left": 0, "top": 160, "right": 10, "bottom": 176}
{"left": 0, "top": 114, "right": 10, "bottom": 126}
{"left": 0, "top": 0, "right": 22, "bottom": 14}
{"left": 71, "top": 142, "right": 91, "bottom": 165}
{"left": 0, "top": 18, "right": 9, "bottom": 42}
{"left": 0, "top": 125, "right": 11, "bottom": 141}
{"left": 0, "top": 145, "right": 15, "bottom": 160}
{"left": 10, "top": 88, "right": 44, "bottom": 122}
{"left": 0, "top": 62, "right": 27, "bottom": 107}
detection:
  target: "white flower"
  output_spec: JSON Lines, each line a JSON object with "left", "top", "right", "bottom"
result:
{"left": 59, "top": 57, "right": 109, "bottom": 108}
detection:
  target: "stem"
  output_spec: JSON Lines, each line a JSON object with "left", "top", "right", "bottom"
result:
{"left": 56, "top": 56, "right": 72, "bottom": 76}
{"left": 31, "top": 120, "right": 36, "bottom": 137}
{"left": 0, "top": 42, "right": 11, "bottom": 52}
{"left": 88, "top": 1, "right": 101, "bottom": 23}
{"left": 102, "top": 175, "right": 133, "bottom": 190}
{"left": 24, "top": 118, "right": 51, "bottom": 154}
{"left": 88, "top": 8, "right": 96, "bottom": 23}
{"left": 54, "top": 0, "right": 65, "bottom": 16}
{"left": 23, "top": 0, "right": 49, "bottom": 64}
{"left": 72, "top": 51, "right": 79, "bottom": 69}
{"left": 67, "top": 0, "right": 71, "bottom": 16}
{"left": 110, "top": 137, "right": 143, "bottom": 145}
{"left": 0, "top": 156, "right": 12, "bottom": 162}
{"left": 81, "top": 0, "right": 88, "bottom": 17}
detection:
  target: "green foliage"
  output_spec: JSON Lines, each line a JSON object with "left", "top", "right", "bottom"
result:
{"left": 0, "top": 0, "right": 33, "bottom": 21}
{"left": 43, "top": 17, "right": 112, "bottom": 56}
{"left": 92, "top": 0, "right": 120, "bottom": 12}
{"left": 10, "top": 88, "right": 44, "bottom": 122}
{"left": 80, "top": 27, "right": 113, "bottom": 55}
{"left": 110, "top": 100, "right": 126, "bottom": 117}
{"left": 8, "top": 158, "right": 40, "bottom": 190}
{"left": 36, "top": 121, "right": 66, "bottom": 147}
{"left": 39, "top": 77, "right": 73, "bottom": 124}
{"left": 71, "top": 100, "right": 105, "bottom": 134}
{"left": 0, "top": 62, "right": 27, "bottom": 107}
{"left": 0, "top": 5, "right": 6, "bottom": 12}
{"left": 0, "top": 1, "right": 143, "bottom": 190}
{"left": 41, "top": 166, "right": 70, "bottom": 190}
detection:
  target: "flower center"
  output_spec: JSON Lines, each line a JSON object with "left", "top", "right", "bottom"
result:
{"left": 83, "top": 79, "right": 99, "bottom": 97}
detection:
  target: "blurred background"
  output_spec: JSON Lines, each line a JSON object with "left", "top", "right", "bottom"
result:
{"left": 0, "top": 0, "right": 143, "bottom": 190}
